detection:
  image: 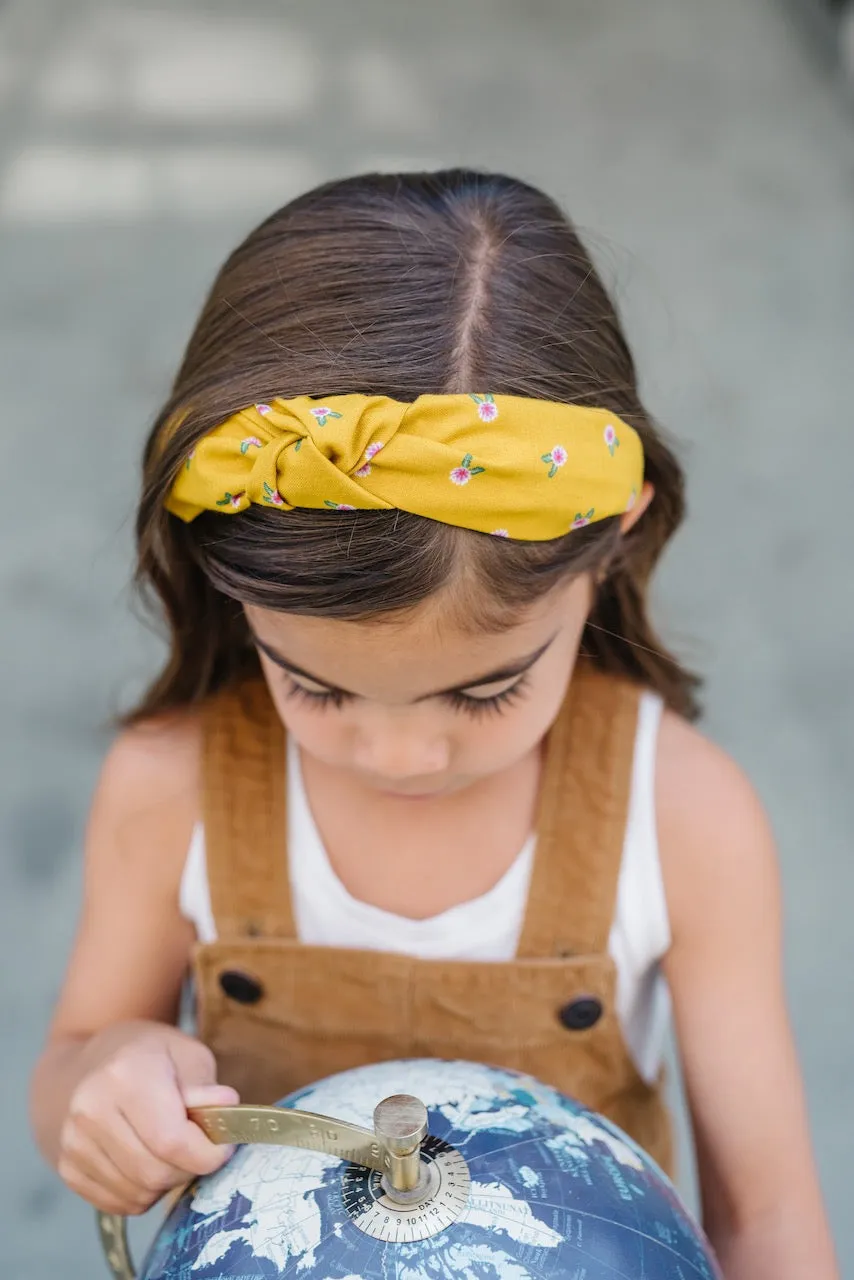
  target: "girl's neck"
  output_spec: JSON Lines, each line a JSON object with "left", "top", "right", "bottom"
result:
{"left": 297, "top": 743, "right": 543, "bottom": 920}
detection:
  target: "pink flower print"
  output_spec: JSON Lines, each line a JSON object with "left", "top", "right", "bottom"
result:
{"left": 571, "top": 508, "right": 595, "bottom": 529}
{"left": 491, "top": 528, "right": 509, "bottom": 538}
{"left": 604, "top": 423, "right": 620, "bottom": 456}
{"left": 240, "top": 436, "right": 263, "bottom": 455}
{"left": 324, "top": 500, "right": 355, "bottom": 510}
{"left": 255, "top": 403, "right": 273, "bottom": 416}
{"left": 469, "top": 393, "right": 498, "bottom": 422}
{"left": 354, "top": 441, "right": 384, "bottom": 477}
{"left": 216, "top": 491, "right": 245, "bottom": 510}
{"left": 450, "top": 453, "right": 486, "bottom": 486}
{"left": 625, "top": 488, "right": 637, "bottom": 512}
{"left": 541, "top": 445, "right": 568, "bottom": 478}
{"left": 263, "top": 482, "right": 284, "bottom": 506}
{"left": 309, "top": 406, "right": 343, "bottom": 427}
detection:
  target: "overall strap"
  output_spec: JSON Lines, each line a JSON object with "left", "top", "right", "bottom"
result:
{"left": 517, "top": 663, "right": 641, "bottom": 959}
{"left": 201, "top": 678, "right": 295, "bottom": 938}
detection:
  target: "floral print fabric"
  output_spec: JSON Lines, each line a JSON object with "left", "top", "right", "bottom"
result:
{"left": 167, "top": 393, "right": 643, "bottom": 541}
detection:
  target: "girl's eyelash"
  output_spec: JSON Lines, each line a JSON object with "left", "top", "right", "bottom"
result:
{"left": 284, "top": 680, "right": 345, "bottom": 710}
{"left": 283, "top": 674, "right": 530, "bottom": 718}
{"left": 444, "top": 676, "right": 530, "bottom": 719}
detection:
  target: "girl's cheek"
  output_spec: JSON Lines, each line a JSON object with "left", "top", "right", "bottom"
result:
{"left": 268, "top": 691, "right": 365, "bottom": 769}
{"left": 495, "top": 678, "right": 571, "bottom": 759}
{"left": 258, "top": 675, "right": 318, "bottom": 744}
{"left": 455, "top": 701, "right": 551, "bottom": 773}
{"left": 270, "top": 695, "right": 335, "bottom": 753}
{"left": 263, "top": 682, "right": 293, "bottom": 731}
{"left": 294, "top": 722, "right": 343, "bottom": 764}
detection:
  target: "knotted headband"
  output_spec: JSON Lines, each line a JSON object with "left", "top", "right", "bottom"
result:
{"left": 166, "top": 393, "right": 644, "bottom": 541}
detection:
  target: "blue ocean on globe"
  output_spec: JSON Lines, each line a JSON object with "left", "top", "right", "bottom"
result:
{"left": 139, "top": 1059, "right": 721, "bottom": 1279}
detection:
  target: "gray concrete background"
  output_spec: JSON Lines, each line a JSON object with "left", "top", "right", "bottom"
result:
{"left": 1, "top": 0, "right": 852, "bottom": 1275}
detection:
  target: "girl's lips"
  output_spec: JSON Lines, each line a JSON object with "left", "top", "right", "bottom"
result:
{"left": 374, "top": 781, "right": 451, "bottom": 799}
{"left": 380, "top": 788, "right": 444, "bottom": 800}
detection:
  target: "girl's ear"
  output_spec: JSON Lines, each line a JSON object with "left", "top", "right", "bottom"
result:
{"left": 620, "top": 480, "right": 655, "bottom": 534}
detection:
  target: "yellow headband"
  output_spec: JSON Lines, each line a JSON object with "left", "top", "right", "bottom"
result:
{"left": 166, "top": 393, "right": 643, "bottom": 541}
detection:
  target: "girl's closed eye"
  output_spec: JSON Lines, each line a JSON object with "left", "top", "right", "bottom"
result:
{"left": 283, "top": 673, "right": 531, "bottom": 718}
{"left": 283, "top": 676, "right": 347, "bottom": 711}
{"left": 444, "top": 674, "right": 531, "bottom": 718}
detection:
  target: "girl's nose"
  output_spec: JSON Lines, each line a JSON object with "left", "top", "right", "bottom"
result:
{"left": 353, "top": 713, "right": 450, "bottom": 782}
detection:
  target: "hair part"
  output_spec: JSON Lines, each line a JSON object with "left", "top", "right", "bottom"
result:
{"left": 129, "top": 169, "right": 700, "bottom": 723}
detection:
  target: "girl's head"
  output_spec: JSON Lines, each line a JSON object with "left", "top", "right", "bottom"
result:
{"left": 131, "top": 168, "right": 698, "bottom": 788}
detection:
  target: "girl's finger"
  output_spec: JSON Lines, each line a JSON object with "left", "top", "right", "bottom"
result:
{"left": 97, "top": 1044, "right": 234, "bottom": 1178}
{"left": 76, "top": 1107, "right": 189, "bottom": 1195}
{"left": 58, "top": 1134, "right": 156, "bottom": 1216}
{"left": 179, "top": 1083, "right": 239, "bottom": 1163}
{"left": 181, "top": 1083, "right": 240, "bottom": 1111}
{"left": 121, "top": 1081, "right": 237, "bottom": 1176}
{"left": 58, "top": 1159, "right": 136, "bottom": 1215}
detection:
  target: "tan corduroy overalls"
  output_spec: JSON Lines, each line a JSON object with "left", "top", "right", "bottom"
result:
{"left": 191, "top": 663, "right": 673, "bottom": 1173}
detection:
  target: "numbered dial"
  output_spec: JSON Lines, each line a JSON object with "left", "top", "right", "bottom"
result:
{"left": 342, "top": 1135, "right": 470, "bottom": 1242}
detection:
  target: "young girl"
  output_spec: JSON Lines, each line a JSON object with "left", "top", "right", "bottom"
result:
{"left": 30, "top": 170, "right": 836, "bottom": 1278}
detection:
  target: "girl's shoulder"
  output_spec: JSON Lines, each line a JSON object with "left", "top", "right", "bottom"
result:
{"left": 655, "top": 710, "right": 780, "bottom": 947}
{"left": 88, "top": 708, "right": 203, "bottom": 883}
{"left": 99, "top": 708, "right": 202, "bottom": 806}
{"left": 655, "top": 709, "right": 760, "bottom": 820}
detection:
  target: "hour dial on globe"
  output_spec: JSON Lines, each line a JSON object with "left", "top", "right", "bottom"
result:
{"left": 342, "top": 1133, "right": 471, "bottom": 1241}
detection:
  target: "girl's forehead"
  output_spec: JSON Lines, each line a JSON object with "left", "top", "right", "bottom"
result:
{"left": 245, "top": 579, "right": 588, "bottom": 695}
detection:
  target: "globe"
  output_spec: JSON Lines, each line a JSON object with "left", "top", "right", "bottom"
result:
{"left": 138, "top": 1059, "right": 720, "bottom": 1279}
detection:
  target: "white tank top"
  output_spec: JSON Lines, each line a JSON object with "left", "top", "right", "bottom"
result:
{"left": 180, "top": 692, "right": 671, "bottom": 1084}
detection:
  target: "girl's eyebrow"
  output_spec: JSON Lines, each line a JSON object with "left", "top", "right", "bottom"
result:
{"left": 251, "top": 633, "right": 557, "bottom": 701}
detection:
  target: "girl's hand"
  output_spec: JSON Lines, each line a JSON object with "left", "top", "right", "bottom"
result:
{"left": 57, "top": 1027, "right": 239, "bottom": 1215}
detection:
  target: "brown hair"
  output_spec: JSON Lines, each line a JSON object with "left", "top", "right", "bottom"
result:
{"left": 129, "top": 169, "right": 700, "bottom": 723}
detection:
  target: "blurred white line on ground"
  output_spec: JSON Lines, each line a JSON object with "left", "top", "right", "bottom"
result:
{"left": 0, "top": 146, "right": 319, "bottom": 221}
{"left": 31, "top": 8, "right": 319, "bottom": 120}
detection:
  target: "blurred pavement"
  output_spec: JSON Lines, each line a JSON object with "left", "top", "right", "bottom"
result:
{"left": 1, "top": 0, "right": 852, "bottom": 1274}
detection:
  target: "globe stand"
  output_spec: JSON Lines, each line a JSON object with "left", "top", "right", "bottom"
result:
{"left": 97, "top": 1093, "right": 433, "bottom": 1280}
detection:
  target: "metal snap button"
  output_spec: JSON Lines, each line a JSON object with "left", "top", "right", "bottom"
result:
{"left": 219, "top": 970, "right": 264, "bottom": 1004}
{"left": 558, "top": 996, "right": 603, "bottom": 1031}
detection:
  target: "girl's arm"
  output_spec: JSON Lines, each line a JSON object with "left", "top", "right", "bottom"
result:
{"left": 658, "top": 713, "right": 838, "bottom": 1280}
{"left": 29, "top": 717, "right": 237, "bottom": 1212}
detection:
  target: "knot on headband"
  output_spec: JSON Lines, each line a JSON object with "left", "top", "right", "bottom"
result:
{"left": 166, "top": 393, "right": 644, "bottom": 541}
